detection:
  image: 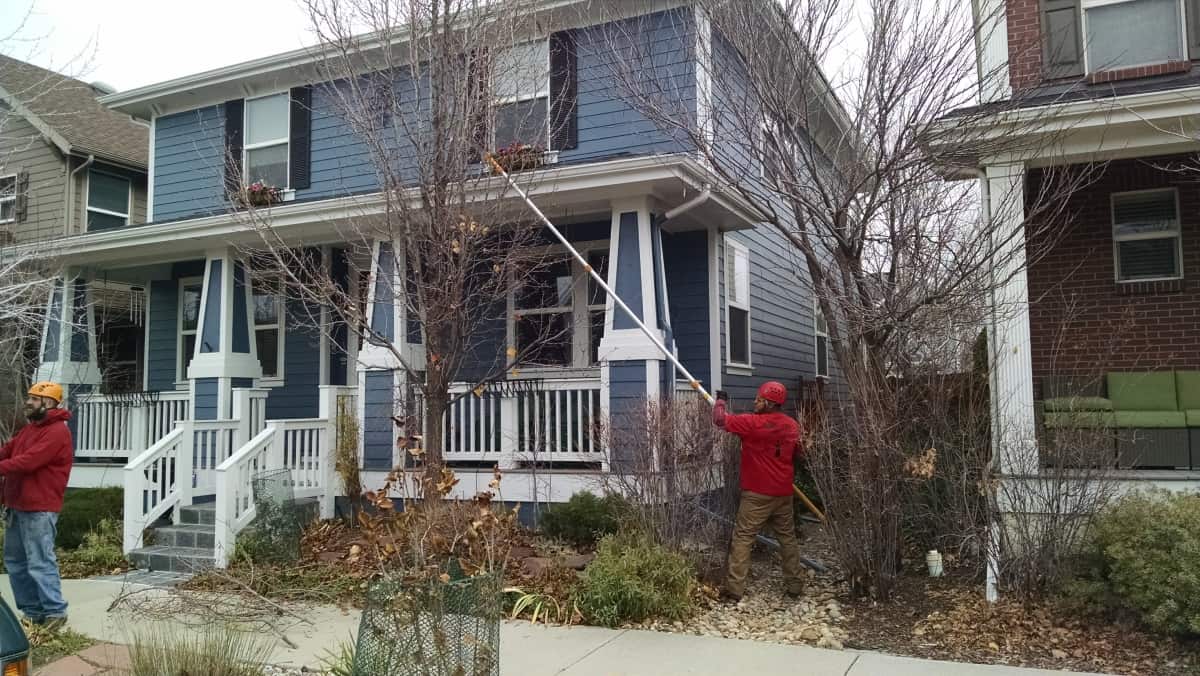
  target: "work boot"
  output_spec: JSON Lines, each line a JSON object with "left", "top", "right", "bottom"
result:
{"left": 41, "top": 616, "right": 67, "bottom": 632}
{"left": 719, "top": 589, "right": 743, "bottom": 604}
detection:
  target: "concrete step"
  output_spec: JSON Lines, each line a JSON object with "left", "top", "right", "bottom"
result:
{"left": 128, "top": 545, "right": 215, "bottom": 574}
{"left": 176, "top": 502, "right": 216, "bottom": 526}
{"left": 152, "top": 524, "right": 215, "bottom": 550}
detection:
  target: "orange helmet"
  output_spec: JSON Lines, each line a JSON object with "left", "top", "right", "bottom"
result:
{"left": 757, "top": 381, "right": 787, "bottom": 405}
{"left": 28, "top": 381, "right": 63, "bottom": 404}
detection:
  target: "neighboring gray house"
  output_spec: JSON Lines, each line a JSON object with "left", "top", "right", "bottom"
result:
{"left": 31, "top": 0, "right": 843, "bottom": 570}
{"left": 0, "top": 55, "right": 150, "bottom": 415}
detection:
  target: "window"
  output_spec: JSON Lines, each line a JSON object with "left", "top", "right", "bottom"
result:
{"left": 493, "top": 41, "right": 550, "bottom": 149}
{"left": 86, "top": 170, "right": 130, "bottom": 230}
{"left": 253, "top": 279, "right": 284, "bottom": 378}
{"left": 0, "top": 175, "right": 15, "bottom": 223}
{"left": 244, "top": 93, "right": 289, "bottom": 188}
{"left": 1112, "top": 189, "right": 1182, "bottom": 282}
{"left": 725, "top": 237, "right": 751, "bottom": 366}
{"left": 815, "top": 300, "right": 829, "bottom": 378}
{"left": 760, "top": 120, "right": 798, "bottom": 189}
{"left": 510, "top": 245, "right": 609, "bottom": 368}
{"left": 1082, "top": 0, "right": 1185, "bottom": 72}
{"left": 178, "top": 279, "right": 203, "bottom": 380}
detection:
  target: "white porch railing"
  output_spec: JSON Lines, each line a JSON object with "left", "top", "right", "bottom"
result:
{"left": 212, "top": 386, "right": 349, "bottom": 567}
{"left": 76, "top": 390, "right": 190, "bottom": 458}
{"left": 122, "top": 426, "right": 187, "bottom": 553}
{"left": 443, "top": 377, "right": 605, "bottom": 466}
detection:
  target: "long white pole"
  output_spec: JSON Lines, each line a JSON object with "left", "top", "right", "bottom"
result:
{"left": 485, "top": 155, "right": 713, "bottom": 404}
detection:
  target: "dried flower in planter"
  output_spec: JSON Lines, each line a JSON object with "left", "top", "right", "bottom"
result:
{"left": 239, "top": 181, "right": 282, "bottom": 207}
{"left": 490, "top": 142, "right": 545, "bottom": 174}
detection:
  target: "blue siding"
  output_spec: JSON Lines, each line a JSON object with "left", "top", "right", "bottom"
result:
{"left": 153, "top": 105, "right": 226, "bottom": 221}
{"left": 664, "top": 230, "right": 710, "bottom": 389}
{"left": 200, "top": 260, "right": 222, "bottom": 353}
{"left": 363, "top": 371, "right": 394, "bottom": 470}
{"left": 265, "top": 299, "right": 322, "bottom": 419}
{"left": 194, "top": 378, "right": 218, "bottom": 420}
{"left": 231, "top": 378, "right": 253, "bottom": 388}
{"left": 607, "top": 361, "right": 647, "bottom": 467}
{"left": 329, "top": 249, "right": 350, "bottom": 386}
{"left": 371, "top": 243, "right": 394, "bottom": 341}
{"left": 69, "top": 279, "right": 89, "bottom": 361}
{"left": 42, "top": 280, "right": 62, "bottom": 362}
{"left": 613, "top": 211, "right": 643, "bottom": 329}
{"left": 232, "top": 264, "right": 250, "bottom": 354}
{"left": 147, "top": 280, "right": 179, "bottom": 390}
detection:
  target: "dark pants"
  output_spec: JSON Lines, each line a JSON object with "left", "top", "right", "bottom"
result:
{"left": 726, "top": 490, "right": 804, "bottom": 598}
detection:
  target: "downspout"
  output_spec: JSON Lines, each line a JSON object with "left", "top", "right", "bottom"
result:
{"left": 656, "top": 187, "right": 712, "bottom": 227}
{"left": 66, "top": 154, "right": 95, "bottom": 236}
{"left": 973, "top": 166, "right": 1001, "bottom": 604}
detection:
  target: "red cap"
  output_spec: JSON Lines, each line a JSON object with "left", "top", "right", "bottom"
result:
{"left": 757, "top": 381, "right": 787, "bottom": 405}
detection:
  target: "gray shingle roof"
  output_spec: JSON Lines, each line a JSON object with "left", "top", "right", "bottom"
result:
{"left": 0, "top": 53, "right": 148, "bottom": 169}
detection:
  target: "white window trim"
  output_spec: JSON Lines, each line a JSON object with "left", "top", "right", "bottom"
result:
{"left": 759, "top": 120, "right": 797, "bottom": 187}
{"left": 1080, "top": 0, "right": 1188, "bottom": 74}
{"left": 493, "top": 39, "right": 552, "bottom": 149}
{"left": 506, "top": 241, "right": 609, "bottom": 371}
{"left": 724, "top": 236, "right": 752, "bottom": 369}
{"left": 253, "top": 279, "right": 286, "bottom": 383}
{"left": 0, "top": 173, "right": 16, "bottom": 224}
{"left": 243, "top": 92, "right": 291, "bottom": 189}
{"left": 815, "top": 298, "right": 829, "bottom": 378}
{"left": 177, "top": 276, "right": 203, "bottom": 384}
{"left": 84, "top": 169, "right": 131, "bottom": 229}
{"left": 1111, "top": 187, "right": 1184, "bottom": 283}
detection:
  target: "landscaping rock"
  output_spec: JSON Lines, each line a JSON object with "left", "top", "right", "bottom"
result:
{"left": 561, "top": 553, "right": 595, "bottom": 570}
{"left": 521, "top": 556, "right": 553, "bottom": 578}
{"left": 509, "top": 545, "right": 535, "bottom": 560}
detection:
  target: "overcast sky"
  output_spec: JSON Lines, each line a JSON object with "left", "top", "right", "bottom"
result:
{"left": 1, "top": 0, "right": 316, "bottom": 90}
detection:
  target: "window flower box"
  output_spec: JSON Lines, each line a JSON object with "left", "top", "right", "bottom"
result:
{"left": 239, "top": 182, "right": 283, "bottom": 208}
{"left": 490, "top": 143, "right": 548, "bottom": 174}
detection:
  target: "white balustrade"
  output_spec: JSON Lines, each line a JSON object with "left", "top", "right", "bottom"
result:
{"left": 122, "top": 425, "right": 188, "bottom": 553}
{"left": 190, "top": 420, "right": 240, "bottom": 497}
{"left": 76, "top": 390, "right": 190, "bottom": 458}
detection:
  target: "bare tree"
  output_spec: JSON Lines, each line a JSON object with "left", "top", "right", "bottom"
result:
{"left": 239, "top": 0, "right": 579, "bottom": 475}
{"left": 597, "top": 0, "right": 1100, "bottom": 598}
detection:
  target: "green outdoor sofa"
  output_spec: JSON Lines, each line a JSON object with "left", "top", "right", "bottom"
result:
{"left": 1040, "top": 371, "right": 1200, "bottom": 470}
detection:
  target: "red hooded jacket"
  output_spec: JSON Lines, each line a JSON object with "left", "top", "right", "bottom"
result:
{"left": 713, "top": 400, "right": 801, "bottom": 496}
{"left": 0, "top": 408, "right": 73, "bottom": 512}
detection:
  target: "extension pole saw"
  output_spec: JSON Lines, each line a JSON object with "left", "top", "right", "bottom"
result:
{"left": 485, "top": 155, "right": 825, "bottom": 522}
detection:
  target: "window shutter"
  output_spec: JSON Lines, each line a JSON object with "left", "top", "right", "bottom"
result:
{"left": 223, "top": 98, "right": 245, "bottom": 197}
{"left": 549, "top": 30, "right": 578, "bottom": 151}
{"left": 1041, "top": 0, "right": 1083, "bottom": 79}
{"left": 1188, "top": 0, "right": 1200, "bottom": 60}
{"left": 13, "top": 170, "right": 28, "bottom": 222}
{"left": 289, "top": 86, "right": 312, "bottom": 190}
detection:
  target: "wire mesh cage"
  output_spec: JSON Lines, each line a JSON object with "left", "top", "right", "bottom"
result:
{"left": 352, "top": 570, "right": 502, "bottom": 676}
{"left": 246, "top": 468, "right": 303, "bottom": 565}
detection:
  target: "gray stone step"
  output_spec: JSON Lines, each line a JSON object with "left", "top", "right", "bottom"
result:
{"left": 153, "top": 524, "right": 215, "bottom": 550}
{"left": 177, "top": 502, "right": 216, "bottom": 526}
{"left": 128, "top": 545, "right": 215, "bottom": 574}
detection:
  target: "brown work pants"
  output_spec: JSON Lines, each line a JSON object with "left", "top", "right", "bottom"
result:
{"left": 726, "top": 490, "right": 804, "bottom": 598}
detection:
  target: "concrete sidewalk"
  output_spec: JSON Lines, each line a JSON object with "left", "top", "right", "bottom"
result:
{"left": 5, "top": 576, "right": 1109, "bottom": 676}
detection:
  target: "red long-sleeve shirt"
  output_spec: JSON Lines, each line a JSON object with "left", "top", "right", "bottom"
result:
{"left": 713, "top": 400, "right": 801, "bottom": 496}
{"left": 0, "top": 408, "right": 74, "bottom": 512}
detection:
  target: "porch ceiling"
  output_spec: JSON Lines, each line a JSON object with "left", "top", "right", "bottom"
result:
{"left": 45, "top": 155, "right": 760, "bottom": 269}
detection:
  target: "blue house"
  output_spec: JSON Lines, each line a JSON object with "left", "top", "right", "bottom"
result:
{"left": 43, "top": 0, "right": 840, "bottom": 569}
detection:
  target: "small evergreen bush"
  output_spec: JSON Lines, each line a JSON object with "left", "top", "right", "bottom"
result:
{"left": 572, "top": 532, "right": 695, "bottom": 627}
{"left": 538, "top": 491, "right": 626, "bottom": 546}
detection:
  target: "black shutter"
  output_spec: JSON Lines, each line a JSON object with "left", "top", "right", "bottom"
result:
{"left": 289, "top": 86, "right": 312, "bottom": 190}
{"left": 1188, "top": 0, "right": 1200, "bottom": 60}
{"left": 223, "top": 98, "right": 245, "bottom": 197}
{"left": 549, "top": 30, "right": 578, "bottom": 151}
{"left": 13, "top": 170, "right": 28, "bottom": 222}
{"left": 1040, "top": 0, "right": 1083, "bottom": 79}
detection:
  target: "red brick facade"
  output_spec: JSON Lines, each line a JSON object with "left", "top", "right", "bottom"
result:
{"left": 1007, "top": 0, "right": 1043, "bottom": 92}
{"left": 1026, "top": 157, "right": 1200, "bottom": 390}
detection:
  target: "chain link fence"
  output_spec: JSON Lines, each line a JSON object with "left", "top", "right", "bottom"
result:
{"left": 353, "top": 570, "right": 502, "bottom": 676}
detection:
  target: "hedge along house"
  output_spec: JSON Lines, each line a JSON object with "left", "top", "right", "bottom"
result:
{"left": 44, "top": 0, "right": 844, "bottom": 570}
{"left": 937, "top": 0, "right": 1200, "bottom": 502}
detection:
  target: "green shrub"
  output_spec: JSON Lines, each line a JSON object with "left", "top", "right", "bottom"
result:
{"left": 539, "top": 492, "right": 626, "bottom": 546}
{"left": 58, "top": 487, "right": 123, "bottom": 549}
{"left": 59, "top": 518, "right": 126, "bottom": 578}
{"left": 127, "top": 625, "right": 272, "bottom": 676}
{"left": 1066, "top": 490, "right": 1200, "bottom": 636}
{"left": 572, "top": 532, "right": 695, "bottom": 627}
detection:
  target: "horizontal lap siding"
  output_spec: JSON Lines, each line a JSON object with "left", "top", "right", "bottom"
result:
{"left": 147, "top": 279, "right": 179, "bottom": 391}
{"left": 362, "top": 370, "right": 394, "bottom": 470}
{"left": 265, "top": 299, "right": 322, "bottom": 419}
{"left": 1, "top": 114, "right": 66, "bottom": 243}
{"left": 664, "top": 230, "right": 710, "bottom": 388}
{"left": 152, "top": 105, "right": 226, "bottom": 222}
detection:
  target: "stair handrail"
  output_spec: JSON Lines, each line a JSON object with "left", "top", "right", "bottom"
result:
{"left": 122, "top": 424, "right": 189, "bottom": 554}
{"left": 213, "top": 424, "right": 280, "bottom": 568}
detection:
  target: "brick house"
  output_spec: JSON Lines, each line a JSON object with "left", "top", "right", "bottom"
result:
{"left": 954, "top": 0, "right": 1200, "bottom": 484}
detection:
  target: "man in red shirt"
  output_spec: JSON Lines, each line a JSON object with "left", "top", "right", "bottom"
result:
{"left": 713, "top": 381, "right": 803, "bottom": 601}
{"left": 0, "top": 382, "right": 73, "bottom": 629}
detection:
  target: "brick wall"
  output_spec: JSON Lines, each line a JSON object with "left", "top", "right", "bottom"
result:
{"left": 1026, "top": 156, "right": 1200, "bottom": 390}
{"left": 1007, "top": 0, "right": 1042, "bottom": 92}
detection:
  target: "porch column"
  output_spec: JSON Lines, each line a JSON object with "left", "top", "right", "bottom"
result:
{"left": 357, "top": 240, "right": 410, "bottom": 472}
{"left": 187, "top": 248, "right": 261, "bottom": 420}
{"left": 36, "top": 269, "right": 102, "bottom": 409}
{"left": 986, "top": 162, "right": 1037, "bottom": 476}
{"left": 599, "top": 198, "right": 676, "bottom": 467}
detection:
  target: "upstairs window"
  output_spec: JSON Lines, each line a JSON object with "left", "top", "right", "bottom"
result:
{"left": 244, "top": 93, "right": 290, "bottom": 188}
{"left": 0, "top": 175, "right": 15, "bottom": 223}
{"left": 86, "top": 170, "right": 130, "bottom": 230}
{"left": 725, "top": 237, "right": 751, "bottom": 367}
{"left": 493, "top": 41, "right": 550, "bottom": 149}
{"left": 1112, "top": 188, "right": 1182, "bottom": 282}
{"left": 1082, "top": 0, "right": 1184, "bottom": 72}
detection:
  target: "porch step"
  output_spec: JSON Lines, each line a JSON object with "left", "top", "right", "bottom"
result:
{"left": 127, "top": 545, "right": 215, "bottom": 574}
{"left": 152, "top": 524, "right": 215, "bottom": 550}
{"left": 177, "top": 503, "right": 216, "bottom": 526}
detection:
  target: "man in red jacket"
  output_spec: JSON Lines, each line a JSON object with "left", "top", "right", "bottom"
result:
{"left": 713, "top": 381, "right": 803, "bottom": 601}
{"left": 0, "top": 382, "right": 73, "bottom": 629}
